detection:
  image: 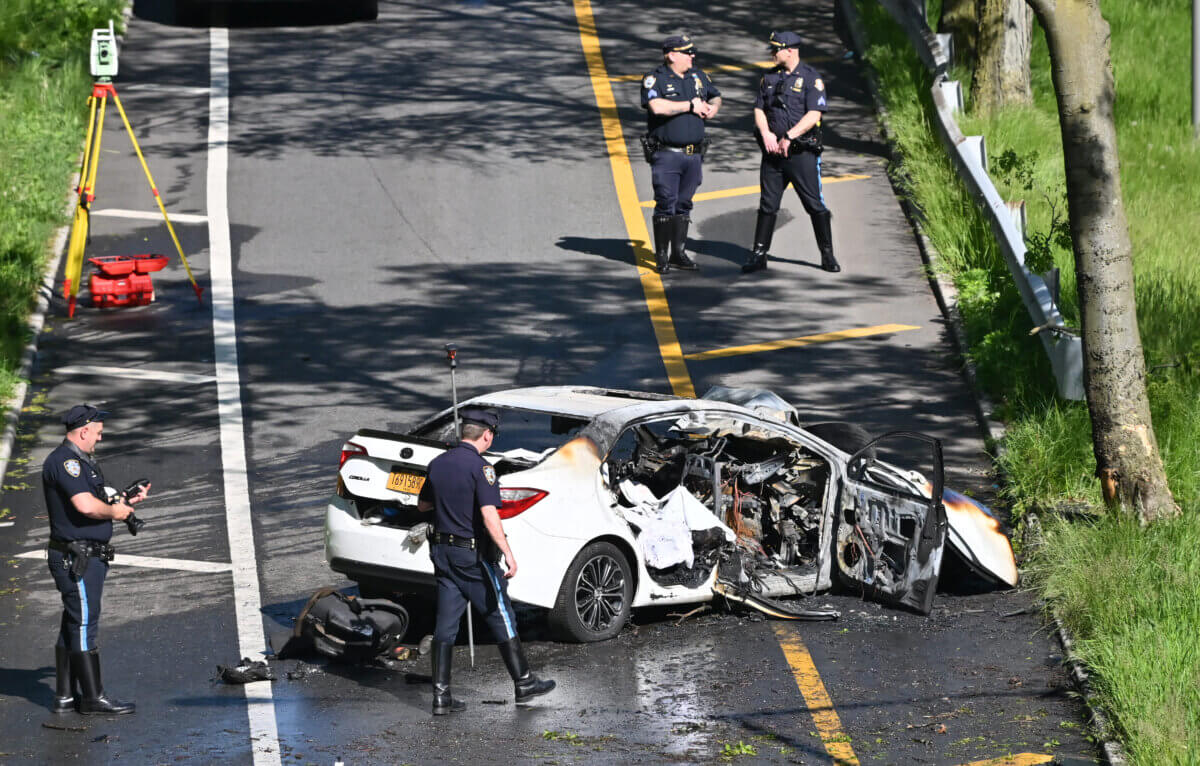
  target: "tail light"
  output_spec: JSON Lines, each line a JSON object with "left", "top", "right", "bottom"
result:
{"left": 498, "top": 488, "right": 548, "bottom": 519}
{"left": 339, "top": 441, "right": 366, "bottom": 468}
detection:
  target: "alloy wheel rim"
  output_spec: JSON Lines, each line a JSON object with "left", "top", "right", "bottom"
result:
{"left": 574, "top": 554, "right": 625, "bottom": 632}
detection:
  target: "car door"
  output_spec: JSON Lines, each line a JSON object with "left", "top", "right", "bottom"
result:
{"left": 833, "top": 431, "right": 947, "bottom": 614}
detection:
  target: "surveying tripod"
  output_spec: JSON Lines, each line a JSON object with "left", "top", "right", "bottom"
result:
{"left": 64, "top": 80, "right": 204, "bottom": 317}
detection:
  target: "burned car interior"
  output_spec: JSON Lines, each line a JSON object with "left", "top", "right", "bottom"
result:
{"left": 605, "top": 413, "right": 841, "bottom": 617}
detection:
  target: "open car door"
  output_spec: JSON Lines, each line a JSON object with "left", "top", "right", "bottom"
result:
{"left": 833, "top": 432, "right": 947, "bottom": 614}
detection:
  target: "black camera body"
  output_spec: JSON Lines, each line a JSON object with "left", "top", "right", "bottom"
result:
{"left": 118, "top": 478, "right": 150, "bottom": 536}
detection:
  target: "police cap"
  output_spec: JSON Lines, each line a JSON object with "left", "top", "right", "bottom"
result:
{"left": 768, "top": 30, "right": 803, "bottom": 51}
{"left": 459, "top": 408, "right": 500, "bottom": 434}
{"left": 662, "top": 34, "right": 696, "bottom": 54}
{"left": 62, "top": 404, "right": 109, "bottom": 431}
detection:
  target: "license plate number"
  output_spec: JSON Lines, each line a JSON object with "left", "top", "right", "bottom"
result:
{"left": 386, "top": 470, "right": 425, "bottom": 494}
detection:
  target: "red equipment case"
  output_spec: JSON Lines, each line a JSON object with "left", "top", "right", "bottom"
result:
{"left": 88, "top": 254, "right": 168, "bottom": 308}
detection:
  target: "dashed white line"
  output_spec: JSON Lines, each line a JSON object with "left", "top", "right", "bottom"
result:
{"left": 91, "top": 208, "right": 208, "bottom": 224}
{"left": 17, "top": 549, "right": 232, "bottom": 573}
{"left": 53, "top": 365, "right": 216, "bottom": 385}
{"left": 209, "top": 27, "right": 282, "bottom": 766}
{"left": 121, "top": 83, "right": 212, "bottom": 97}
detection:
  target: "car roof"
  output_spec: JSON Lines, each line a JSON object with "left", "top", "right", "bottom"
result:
{"left": 467, "top": 386, "right": 679, "bottom": 419}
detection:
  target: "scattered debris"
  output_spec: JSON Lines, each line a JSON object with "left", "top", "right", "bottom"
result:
{"left": 217, "top": 658, "right": 274, "bottom": 684}
{"left": 41, "top": 721, "right": 87, "bottom": 732}
{"left": 668, "top": 605, "right": 710, "bottom": 625}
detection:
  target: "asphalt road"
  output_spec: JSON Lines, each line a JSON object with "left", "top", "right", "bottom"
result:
{"left": 0, "top": 1, "right": 1100, "bottom": 764}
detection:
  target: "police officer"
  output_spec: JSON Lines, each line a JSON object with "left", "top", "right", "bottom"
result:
{"left": 641, "top": 34, "right": 722, "bottom": 274}
{"left": 416, "top": 408, "right": 555, "bottom": 715}
{"left": 743, "top": 30, "right": 840, "bottom": 274}
{"left": 43, "top": 404, "right": 149, "bottom": 715}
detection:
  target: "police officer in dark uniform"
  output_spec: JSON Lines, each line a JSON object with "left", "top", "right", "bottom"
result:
{"left": 43, "top": 404, "right": 149, "bottom": 715}
{"left": 743, "top": 30, "right": 841, "bottom": 274}
{"left": 641, "top": 34, "right": 722, "bottom": 274}
{"left": 416, "top": 408, "right": 555, "bottom": 715}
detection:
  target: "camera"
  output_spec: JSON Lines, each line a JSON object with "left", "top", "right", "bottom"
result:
{"left": 107, "top": 478, "right": 150, "bottom": 535}
{"left": 90, "top": 22, "right": 119, "bottom": 80}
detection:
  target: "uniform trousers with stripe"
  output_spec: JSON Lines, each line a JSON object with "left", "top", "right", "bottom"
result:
{"left": 47, "top": 548, "right": 107, "bottom": 652}
{"left": 431, "top": 543, "right": 518, "bottom": 644}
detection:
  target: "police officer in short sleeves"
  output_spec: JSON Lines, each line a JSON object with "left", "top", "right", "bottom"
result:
{"left": 743, "top": 30, "right": 841, "bottom": 274}
{"left": 417, "top": 408, "right": 555, "bottom": 715}
{"left": 43, "top": 404, "right": 148, "bottom": 715}
{"left": 641, "top": 34, "right": 722, "bottom": 273}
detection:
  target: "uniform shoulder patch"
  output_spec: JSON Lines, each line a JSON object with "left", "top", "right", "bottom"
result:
{"left": 815, "top": 78, "right": 825, "bottom": 91}
{"left": 482, "top": 465, "right": 497, "bottom": 486}
{"left": 64, "top": 459, "right": 81, "bottom": 478}
{"left": 792, "top": 77, "right": 804, "bottom": 91}
{"left": 643, "top": 75, "right": 655, "bottom": 89}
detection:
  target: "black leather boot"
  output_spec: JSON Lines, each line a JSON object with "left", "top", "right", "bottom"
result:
{"left": 73, "top": 650, "right": 135, "bottom": 715}
{"left": 430, "top": 640, "right": 465, "bottom": 715}
{"left": 813, "top": 210, "right": 840, "bottom": 272}
{"left": 651, "top": 215, "right": 671, "bottom": 274}
{"left": 497, "top": 637, "right": 555, "bottom": 705}
{"left": 52, "top": 644, "right": 75, "bottom": 714}
{"left": 668, "top": 215, "right": 698, "bottom": 270}
{"left": 742, "top": 211, "right": 776, "bottom": 273}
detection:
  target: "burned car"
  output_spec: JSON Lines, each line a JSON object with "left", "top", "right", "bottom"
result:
{"left": 325, "top": 386, "right": 1017, "bottom": 642}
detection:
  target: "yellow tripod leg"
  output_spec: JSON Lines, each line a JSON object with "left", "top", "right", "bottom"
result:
{"left": 64, "top": 93, "right": 106, "bottom": 317}
{"left": 110, "top": 88, "right": 204, "bottom": 304}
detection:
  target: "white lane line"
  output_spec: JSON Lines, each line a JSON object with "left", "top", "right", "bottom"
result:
{"left": 209, "top": 27, "right": 282, "bottom": 766}
{"left": 17, "top": 549, "right": 232, "bottom": 573}
{"left": 53, "top": 365, "right": 217, "bottom": 385}
{"left": 121, "top": 83, "right": 212, "bottom": 97}
{"left": 92, "top": 208, "right": 208, "bottom": 224}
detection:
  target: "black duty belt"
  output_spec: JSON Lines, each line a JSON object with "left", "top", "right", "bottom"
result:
{"left": 48, "top": 539, "right": 115, "bottom": 560}
{"left": 431, "top": 533, "right": 476, "bottom": 550}
{"left": 661, "top": 143, "right": 702, "bottom": 155}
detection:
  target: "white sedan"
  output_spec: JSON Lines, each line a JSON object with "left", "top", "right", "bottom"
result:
{"left": 325, "top": 386, "right": 1017, "bottom": 642}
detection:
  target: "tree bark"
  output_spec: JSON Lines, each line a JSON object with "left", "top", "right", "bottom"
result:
{"left": 938, "top": 0, "right": 978, "bottom": 69}
{"left": 973, "top": 0, "right": 1033, "bottom": 111}
{"left": 1024, "top": 0, "right": 1178, "bottom": 522}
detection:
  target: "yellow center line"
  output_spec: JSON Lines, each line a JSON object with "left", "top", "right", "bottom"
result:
{"left": 610, "top": 55, "right": 837, "bottom": 82}
{"left": 638, "top": 175, "right": 871, "bottom": 208}
{"left": 573, "top": 0, "right": 694, "bottom": 398}
{"left": 685, "top": 324, "right": 921, "bottom": 361}
{"left": 961, "top": 756, "right": 1054, "bottom": 766}
{"left": 774, "top": 625, "right": 861, "bottom": 765}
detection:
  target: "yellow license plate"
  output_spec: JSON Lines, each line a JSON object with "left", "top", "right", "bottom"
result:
{"left": 386, "top": 470, "right": 426, "bottom": 494}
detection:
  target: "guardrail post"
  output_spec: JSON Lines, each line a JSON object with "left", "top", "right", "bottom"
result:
{"left": 961, "top": 135, "right": 988, "bottom": 173}
{"left": 938, "top": 79, "right": 964, "bottom": 114}
{"left": 935, "top": 32, "right": 954, "bottom": 65}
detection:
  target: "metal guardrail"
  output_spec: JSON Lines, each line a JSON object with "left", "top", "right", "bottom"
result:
{"left": 876, "top": 0, "right": 1084, "bottom": 400}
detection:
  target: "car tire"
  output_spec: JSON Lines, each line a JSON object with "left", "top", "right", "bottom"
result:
{"left": 549, "top": 541, "right": 633, "bottom": 643}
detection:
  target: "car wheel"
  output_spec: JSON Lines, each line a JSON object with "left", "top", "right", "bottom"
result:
{"left": 549, "top": 541, "right": 633, "bottom": 643}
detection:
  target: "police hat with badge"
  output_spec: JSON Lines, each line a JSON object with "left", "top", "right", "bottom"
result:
{"left": 63, "top": 404, "right": 108, "bottom": 431}
{"left": 662, "top": 34, "right": 696, "bottom": 54}
{"left": 768, "top": 30, "right": 803, "bottom": 51}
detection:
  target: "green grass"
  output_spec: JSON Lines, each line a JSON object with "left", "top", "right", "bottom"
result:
{"left": 0, "top": 0, "right": 125, "bottom": 400}
{"left": 853, "top": 0, "right": 1200, "bottom": 763}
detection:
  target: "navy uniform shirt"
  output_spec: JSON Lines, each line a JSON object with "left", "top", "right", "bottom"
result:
{"left": 43, "top": 440, "right": 110, "bottom": 543}
{"left": 641, "top": 64, "right": 720, "bottom": 147}
{"left": 419, "top": 442, "right": 502, "bottom": 540}
{"left": 755, "top": 62, "right": 827, "bottom": 138}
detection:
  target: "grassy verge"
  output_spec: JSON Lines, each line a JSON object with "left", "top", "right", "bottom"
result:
{"left": 0, "top": 0, "right": 126, "bottom": 401}
{"left": 852, "top": 0, "right": 1200, "bottom": 762}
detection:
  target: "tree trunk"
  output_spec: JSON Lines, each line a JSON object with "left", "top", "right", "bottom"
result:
{"left": 973, "top": 0, "right": 1033, "bottom": 111}
{"left": 938, "top": 0, "right": 978, "bottom": 68}
{"left": 1025, "top": 0, "right": 1178, "bottom": 522}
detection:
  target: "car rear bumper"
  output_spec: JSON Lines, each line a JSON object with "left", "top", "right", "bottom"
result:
{"left": 325, "top": 494, "right": 435, "bottom": 589}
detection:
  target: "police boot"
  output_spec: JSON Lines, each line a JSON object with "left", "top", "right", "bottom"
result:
{"left": 430, "top": 640, "right": 465, "bottom": 715}
{"left": 651, "top": 215, "right": 671, "bottom": 274}
{"left": 668, "top": 215, "right": 698, "bottom": 270}
{"left": 742, "top": 211, "right": 776, "bottom": 273}
{"left": 52, "top": 644, "right": 76, "bottom": 714}
{"left": 497, "top": 637, "right": 555, "bottom": 705}
{"left": 813, "top": 210, "right": 840, "bottom": 273}
{"left": 72, "top": 650, "right": 135, "bottom": 715}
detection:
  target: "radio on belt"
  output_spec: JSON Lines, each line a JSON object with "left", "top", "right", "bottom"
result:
{"left": 87, "top": 254, "right": 168, "bottom": 308}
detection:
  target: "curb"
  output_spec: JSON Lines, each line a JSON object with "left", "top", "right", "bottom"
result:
{"left": 835, "top": 0, "right": 1129, "bottom": 763}
{"left": 0, "top": 3, "right": 135, "bottom": 489}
